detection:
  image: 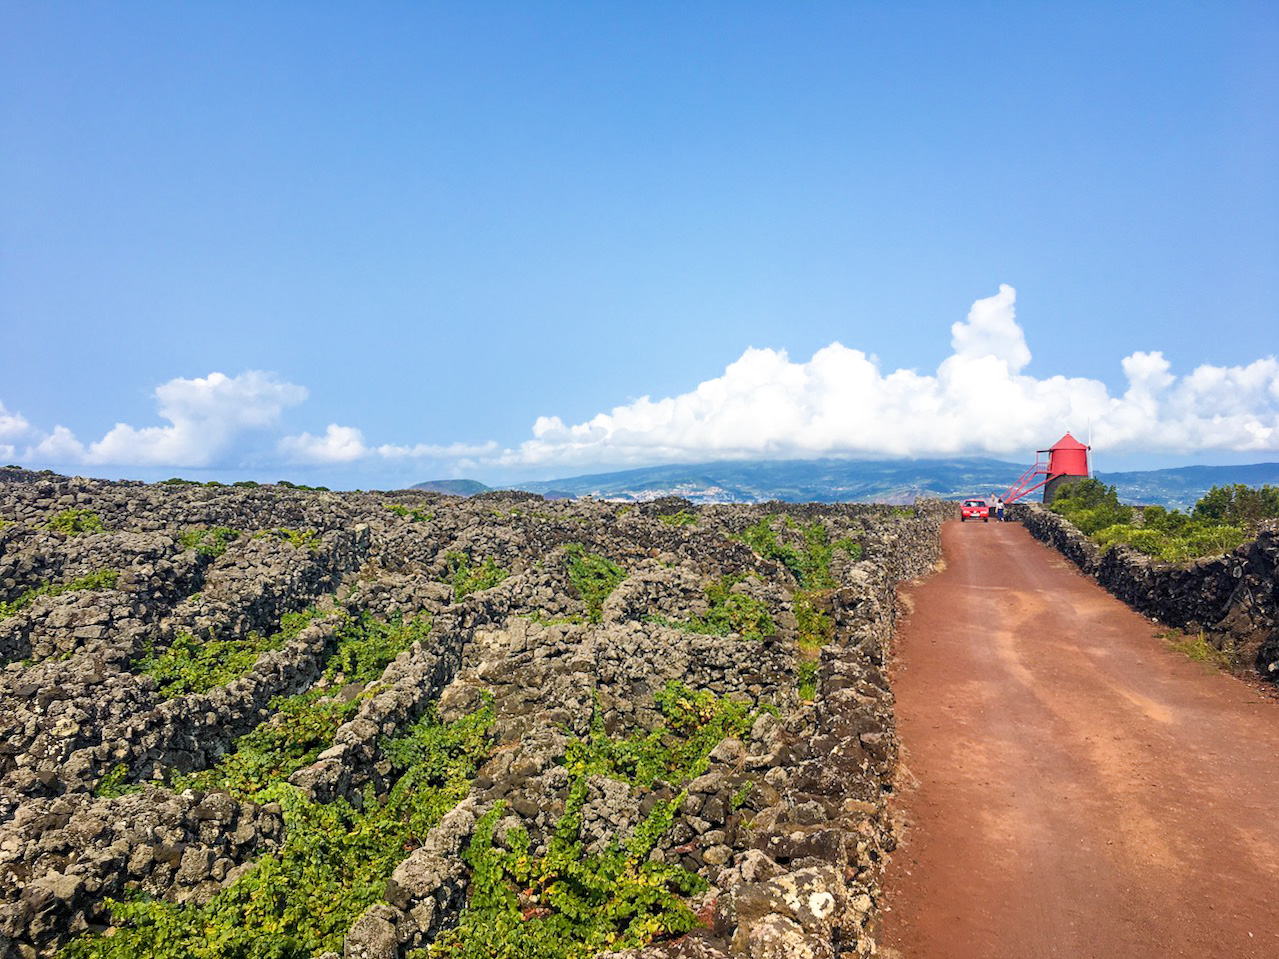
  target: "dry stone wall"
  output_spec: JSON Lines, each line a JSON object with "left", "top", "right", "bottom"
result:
{"left": 0, "top": 469, "right": 946, "bottom": 959}
{"left": 1017, "top": 504, "right": 1279, "bottom": 680}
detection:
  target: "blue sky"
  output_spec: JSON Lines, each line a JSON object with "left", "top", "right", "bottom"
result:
{"left": 2, "top": 1, "right": 1277, "bottom": 488}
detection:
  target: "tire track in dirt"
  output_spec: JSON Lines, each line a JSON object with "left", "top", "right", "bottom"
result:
{"left": 881, "top": 520, "right": 1279, "bottom": 959}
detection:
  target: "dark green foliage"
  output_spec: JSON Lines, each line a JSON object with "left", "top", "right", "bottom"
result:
{"left": 46, "top": 508, "right": 105, "bottom": 535}
{"left": 736, "top": 516, "right": 855, "bottom": 652}
{"left": 385, "top": 502, "right": 432, "bottom": 522}
{"left": 133, "top": 610, "right": 323, "bottom": 700}
{"left": 64, "top": 704, "right": 493, "bottom": 959}
{"left": 232, "top": 480, "right": 261, "bottom": 488}
{"left": 564, "top": 545, "right": 625, "bottom": 623}
{"left": 160, "top": 477, "right": 199, "bottom": 486}
{"left": 678, "top": 576, "right": 776, "bottom": 641}
{"left": 0, "top": 569, "right": 118, "bottom": 619}
{"left": 1048, "top": 479, "right": 1133, "bottom": 535}
{"left": 431, "top": 802, "right": 702, "bottom": 959}
{"left": 793, "top": 593, "right": 834, "bottom": 650}
{"left": 94, "top": 763, "right": 131, "bottom": 799}
{"left": 177, "top": 526, "right": 241, "bottom": 558}
{"left": 795, "top": 658, "right": 818, "bottom": 700}
{"left": 253, "top": 527, "right": 320, "bottom": 551}
{"left": 445, "top": 552, "right": 509, "bottom": 599}
{"left": 1053, "top": 479, "right": 1264, "bottom": 561}
{"left": 172, "top": 613, "right": 430, "bottom": 800}
{"left": 658, "top": 510, "right": 696, "bottom": 527}
{"left": 566, "top": 683, "right": 755, "bottom": 791}
{"left": 134, "top": 631, "right": 285, "bottom": 699}
{"left": 739, "top": 517, "right": 806, "bottom": 582}
{"left": 433, "top": 683, "right": 752, "bottom": 959}
{"left": 738, "top": 516, "right": 860, "bottom": 589}
{"left": 325, "top": 611, "right": 431, "bottom": 685}
{"left": 1192, "top": 484, "right": 1279, "bottom": 525}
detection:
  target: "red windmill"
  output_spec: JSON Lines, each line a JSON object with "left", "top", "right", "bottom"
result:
{"left": 1003, "top": 432, "right": 1091, "bottom": 504}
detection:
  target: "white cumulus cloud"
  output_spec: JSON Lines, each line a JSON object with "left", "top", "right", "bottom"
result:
{"left": 498, "top": 284, "right": 1279, "bottom": 467}
{"left": 0, "top": 401, "right": 31, "bottom": 441}
{"left": 279, "top": 424, "right": 369, "bottom": 463}
{"left": 19, "top": 371, "right": 307, "bottom": 467}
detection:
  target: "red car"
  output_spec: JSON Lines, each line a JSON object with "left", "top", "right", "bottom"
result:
{"left": 961, "top": 498, "right": 990, "bottom": 522}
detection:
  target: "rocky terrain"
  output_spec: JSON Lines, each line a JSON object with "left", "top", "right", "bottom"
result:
{"left": 1018, "top": 504, "right": 1279, "bottom": 680}
{"left": 0, "top": 468, "right": 947, "bottom": 959}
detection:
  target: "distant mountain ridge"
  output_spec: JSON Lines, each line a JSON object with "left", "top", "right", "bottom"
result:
{"left": 414, "top": 458, "right": 1279, "bottom": 509}
{"left": 409, "top": 479, "right": 492, "bottom": 496}
{"left": 508, "top": 458, "right": 1025, "bottom": 504}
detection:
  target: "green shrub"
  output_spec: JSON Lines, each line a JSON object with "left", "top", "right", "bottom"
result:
{"left": 565, "top": 682, "right": 755, "bottom": 790}
{"left": 94, "top": 763, "right": 131, "bottom": 799}
{"left": 1192, "top": 483, "right": 1279, "bottom": 525}
{"left": 134, "top": 631, "right": 283, "bottom": 699}
{"left": 739, "top": 516, "right": 806, "bottom": 582}
{"left": 659, "top": 510, "right": 697, "bottom": 527}
{"left": 65, "top": 703, "right": 493, "bottom": 959}
{"left": 564, "top": 545, "right": 625, "bottom": 623}
{"left": 177, "top": 526, "right": 241, "bottom": 559}
{"left": 1053, "top": 480, "right": 1268, "bottom": 562}
{"left": 432, "top": 801, "right": 702, "bottom": 959}
{"left": 796, "top": 658, "right": 819, "bottom": 700}
{"left": 738, "top": 516, "right": 860, "bottom": 589}
{"left": 0, "top": 569, "right": 118, "bottom": 619}
{"left": 677, "top": 576, "right": 776, "bottom": 641}
{"left": 1049, "top": 480, "right": 1133, "bottom": 534}
{"left": 794, "top": 592, "right": 834, "bottom": 650}
{"left": 445, "top": 552, "right": 509, "bottom": 599}
{"left": 171, "top": 613, "right": 429, "bottom": 800}
{"left": 46, "top": 508, "right": 105, "bottom": 535}
{"left": 133, "top": 610, "right": 322, "bottom": 700}
{"left": 253, "top": 527, "right": 320, "bottom": 551}
{"left": 432, "top": 683, "right": 753, "bottom": 959}
{"left": 1165, "top": 629, "right": 1233, "bottom": 668}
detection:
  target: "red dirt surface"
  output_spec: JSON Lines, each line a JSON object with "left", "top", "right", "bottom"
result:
{"left": 881, "top": 520, "right": 1279, "bottom": 959}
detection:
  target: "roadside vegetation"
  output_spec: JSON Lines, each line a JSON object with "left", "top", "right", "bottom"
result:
{"left": 1050, "top": 480, "right": 1279, "bottom": 562}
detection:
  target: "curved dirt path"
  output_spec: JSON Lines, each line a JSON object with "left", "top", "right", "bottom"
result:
{"left": 881, "top": 520, "right": 1279, "bottom": 959}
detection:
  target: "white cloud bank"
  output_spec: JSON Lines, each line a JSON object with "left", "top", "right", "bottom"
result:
{"left": 16, "top": 372, "right": 307, "bottom": 467}
{"left": 498, "top": 284, "right": 1279, "bottom": 467}
{"left": 5, "top": 285, "right": 1279, "bottom": 474}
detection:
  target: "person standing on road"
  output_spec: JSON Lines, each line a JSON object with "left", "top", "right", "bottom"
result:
{"left": 993, "top": 494, "right": 1005, "bottom": 522}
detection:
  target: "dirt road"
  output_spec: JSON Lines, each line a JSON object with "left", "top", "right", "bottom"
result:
{"left": 881, "top": 520, "right": 1279, "bottom": 959}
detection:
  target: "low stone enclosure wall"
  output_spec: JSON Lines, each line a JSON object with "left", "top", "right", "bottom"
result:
{"left": 0, "top": 470, "right": 949, "bottom": 959}
{"left": 1017, "top": 504, "right": 1279, "bottom": 681}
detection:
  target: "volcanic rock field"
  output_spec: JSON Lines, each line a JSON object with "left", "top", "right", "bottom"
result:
{"left": 0, "top": 468, "right": 946, "bottom": 958}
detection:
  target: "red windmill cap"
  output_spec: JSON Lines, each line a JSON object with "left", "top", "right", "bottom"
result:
{"left": 1040, "top": 431, "right": 1089, "bottom": 452}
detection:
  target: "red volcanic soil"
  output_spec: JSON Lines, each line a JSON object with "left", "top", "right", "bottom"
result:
{"left": 881, "top": 520, "right": 1279, "bottom": 959}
